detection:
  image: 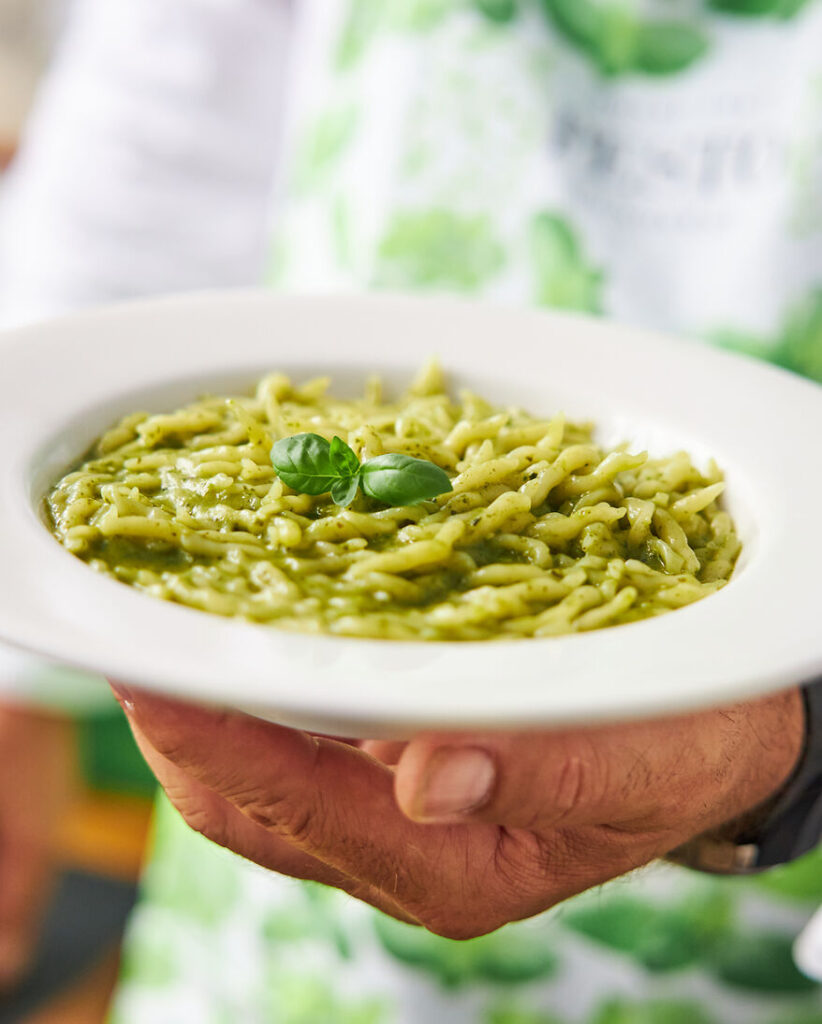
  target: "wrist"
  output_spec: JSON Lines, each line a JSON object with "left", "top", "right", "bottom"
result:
{"left": 669, "top": 688, "right": 806, "bottom": 874}
{"left": 714, "top": 687, "right": 807, "bottom": 843}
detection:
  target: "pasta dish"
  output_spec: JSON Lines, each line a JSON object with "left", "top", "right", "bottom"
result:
{"left": 46, "top": 363, "right": 740, "bottom": 640}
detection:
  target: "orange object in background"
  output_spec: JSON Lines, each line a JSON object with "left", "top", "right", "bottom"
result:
{"left": 0, "top": 705, "right": 154, "bottom": 1023}
{"left": 28, "top": 790, "right": 154, "bottom": 1024}
{"left": 56, "top": 790, "right": 153, "bottom": 888}
{"left": 0, "top": 8, "right": 161, "bottom": 1017}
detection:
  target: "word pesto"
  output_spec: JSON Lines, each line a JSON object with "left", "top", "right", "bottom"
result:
{"left": 45, "top": 364, "right": 740, "bottom": 641}
{"left": 270, "top": 433, "right": 452, "bottom": 508}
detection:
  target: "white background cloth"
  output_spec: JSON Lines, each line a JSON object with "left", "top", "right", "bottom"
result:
{"left": 0, "top": 0, "right": 294, "bottom": 707}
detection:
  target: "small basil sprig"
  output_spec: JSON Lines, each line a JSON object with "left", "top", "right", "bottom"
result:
{"left": 271, "top": 433, "right": 451, "bottom": 508}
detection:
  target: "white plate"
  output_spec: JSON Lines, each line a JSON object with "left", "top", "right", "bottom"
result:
{"left": 0, "top": 291, "right": 820, "bottom": 738}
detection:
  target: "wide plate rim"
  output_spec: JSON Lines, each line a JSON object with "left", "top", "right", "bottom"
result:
{"left": 0, "top": 289, "right": 820, "bottom": 737}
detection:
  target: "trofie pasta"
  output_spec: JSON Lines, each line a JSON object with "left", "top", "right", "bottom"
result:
{"left": 46, "top": 363, "right": 740, "bottom": 640}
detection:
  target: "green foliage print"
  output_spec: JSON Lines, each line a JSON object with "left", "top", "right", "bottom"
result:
{"left": 769, "top": 1011, "right": 822, "bottom": 1019}
{"left": 373, "top": 913, "right": 557, "bottom": 989}
{"left": 562, "top": 889, "right": 733, "bottom": 971}
{"left": 713, "top": 287, "right": 822, "bottom": 384}
{"left": 772, "top": 287, "right": 822, "bottom": 381}
{"left": 530, "top": 212, "right": 604, "bottom": 313}
{"left": 588, "top": 999, "right": 718, "bottom": 1024}
{"left": 376, "top": 209, "right": 505, "bottom": 290}
{"left": 764, "top": 1013, "right": 822, "bottom": 1024}
{"left": 335, "top": 0, "right": 460, "bottom": 68}
{"left": 258, "top": 970, "right": 388, "bottom": 1024}
{"left": 539, "top": 0, "right": 709, "bottom": 77}
{"left": 262, "top": 882, "right": 353, "bottom": 959}
{"left": 116, "top": 917, "right": 179, "bottom": 989}
{"left": 335, "top": 0, "right": 384, "bottom": 69}
{"left": 139, "top": 794, "right": 241, "bottom": 928}
{"left": 485, "top": 1006, "right": 566, "bottom": 1024}
{"left": 754, "top": 846, "right": 822, "bottom": 904}
{"left": 708, "top": 0, "right": 815, "bottom": 19}
{"left": 710, "top": 932, "right": 819, "bottom": 993}
{"left": 474, "top": 0, "right": 519, "bottom": 22}
{"left": 336, "top": 0, "right": 814, "bottom": 74}
{"left": 390, "top": 0, "right": 460, "bottom": 31}
{"left": 293, "top": 106, "right": 359, "bottom": 193}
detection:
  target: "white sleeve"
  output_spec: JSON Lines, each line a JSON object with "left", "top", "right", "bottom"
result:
{"left": 0, "top": 0, "right": 294, "bottom": 709}
{"left": 0, "top": 0, "right": 293, "bottom": 327}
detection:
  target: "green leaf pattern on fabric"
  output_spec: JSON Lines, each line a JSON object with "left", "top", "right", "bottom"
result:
{"left": 258, "top": 970, "right": 389, "bottom": 1024}
{"left": 755, "top": 846, "right": 822, "bottom": 904}
{"left": 530, "top": 213, "right": 604, "bottom": 313}
{"left": 376, "top": 209, "right": 505, "bottom": 290}
{"left": 474, "top": 0, "right": 519, "bottom": 23}
{"left": 563, "top": 890, "right": 733, "bottom": 972}
{"left": 336, "top": 0, "right": 385, "bottom": 68}
{"left": 138, "top": 796, "right": 241, "bottom": 928}
{"left": 485, "top": 1007, "right": 566, "bottom": 1024}
{"left": 588, "top": 1000, "right": 718, "bottom": 1024}
{"left": 713, "top": 287, "right": 822, "bottom": 384}
{"left": 709, "top": 0, "right": 815, "bottom": 17}
{"left": 540, "top": 0, "right": 709, "bottom": 76}
{"left": 294, "top": 106, "right": 359, "bottom": 192}
{"left": 374, "top": 913, "right": 558, "bottom": 988}
{"left": 262, "top": 882, "right": 354, "bottom": 960}
{"left": 116, "top": 918, "right": 180, "bottom": 990}
{"left": 711, "top": 933, "right": 819, "bottom": 993}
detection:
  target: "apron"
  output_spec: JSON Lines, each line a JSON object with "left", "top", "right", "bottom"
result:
{"left": 111, "top": 2, "right": 822, "bottom": 1021}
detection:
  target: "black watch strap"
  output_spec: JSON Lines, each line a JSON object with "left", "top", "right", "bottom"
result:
{"left": 741, "top": 680, "right": 822, "bottom": 868}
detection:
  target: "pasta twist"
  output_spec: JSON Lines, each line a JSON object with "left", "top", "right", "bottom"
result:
{"left": 46, "top": 365, "right": 740, "bottom": 640}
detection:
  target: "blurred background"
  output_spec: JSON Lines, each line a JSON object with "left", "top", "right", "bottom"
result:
{"left": 1, "top": 2, "right": 821, "bottom": 1022}
{"left": 0, "top": 3, "right": 156, "bottom": 1006}
{"left": 0, "top": 0, "right": 47, "bottom": 168}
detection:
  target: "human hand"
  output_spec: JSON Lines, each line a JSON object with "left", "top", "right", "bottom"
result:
{"left": 110, "top": 684, "right": 803, "bottom": 939}
{"left": 0, "top": 705, "right": 75, "bottom": 986}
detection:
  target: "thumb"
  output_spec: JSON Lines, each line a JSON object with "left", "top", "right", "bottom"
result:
{"left": 393, "top": 694, "right": 802, "bottom": 836}
{"left": 395, "top": 728, "right": 630, "bottom": 831}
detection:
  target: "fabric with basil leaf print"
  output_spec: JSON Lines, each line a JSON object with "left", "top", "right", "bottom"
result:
{"left": 540, "top": 0, "right": 710, "bottom": 77}
{"left": 270, "top": 433, "right": 451, "bottom": 506}
{"left": 111, "top": 1, "right": 822, "bottom": 1023}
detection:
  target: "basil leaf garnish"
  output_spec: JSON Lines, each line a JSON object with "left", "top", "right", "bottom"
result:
{"left": 360, "top": 453, "right": 452, "bottom": 506}
{"left": 330, "top": 475, "right": 361, "bottom": 508}
{"left": 330, "top": 435, "right": 361, "bottom": 477}
{"left": 270, "top": 433, "right": 340, "bottom": 494}
{"left": 271, "top": 433, "right": 452, "bottom": 508}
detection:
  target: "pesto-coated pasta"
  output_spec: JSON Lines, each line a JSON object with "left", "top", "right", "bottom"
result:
{"left": 45, "top": 364, "right": 740, "bottom": 640}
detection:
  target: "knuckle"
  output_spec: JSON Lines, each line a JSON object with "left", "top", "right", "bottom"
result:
{"left": 554, "top": 755, "right": 587, "bottom": 819}
{"left": 149, "top": 709, "right": 234, "bottom": 767}
{"left": 238, "top": 789, "right": 312, "bottom": 845}
{"left": 176, "top": 799, "right": 227, "bottom": 848}
{"left": 279, "top": 804, "right": 317, "bottom": 847}
{"left": 552, "top": 739, "right": 610, "bottom": 823}
{"left": 228, "top": 733, "right": 324, "bottom": 845}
